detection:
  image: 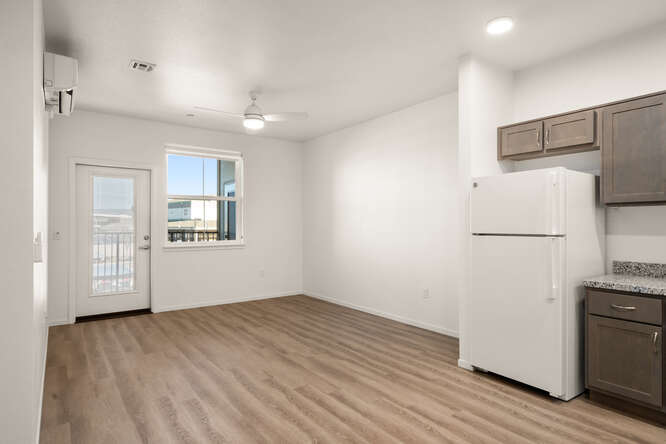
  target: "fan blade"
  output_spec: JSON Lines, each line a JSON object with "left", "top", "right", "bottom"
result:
{"left": 194, "top": 106, "right": 244, "bottom": 118}
{"left": 264, "top": 112, "right": 308, "bottom": 122}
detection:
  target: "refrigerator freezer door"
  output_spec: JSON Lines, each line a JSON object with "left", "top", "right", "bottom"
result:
{"left": 471, "top": 168, "right": 566, "bottom": 235}
{"left": 469, "top": 235, "right": 565, "bottom": 396}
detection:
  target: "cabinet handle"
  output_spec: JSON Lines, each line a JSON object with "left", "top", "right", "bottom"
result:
{"left": 610, "top": 303, "right": 636, "bottom": 311}
{"left": 536, "top": 131, "right": 541, "bottom": 148}
{"left": 653, "top": 332, "right": 659, "bottom": 353}
{"left": 545, "top": 129, "right": 550, "bottom": 145}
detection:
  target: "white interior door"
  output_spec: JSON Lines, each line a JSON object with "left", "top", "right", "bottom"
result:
{"left": 469, "top": 235, "right": 564, "bottom": 396}
{"left": 75, "top": 165, "right": 151, "bottom": 316}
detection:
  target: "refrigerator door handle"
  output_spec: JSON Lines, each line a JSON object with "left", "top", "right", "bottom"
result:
{"left": 547, "top": 238, "right": 559, "bottom": 301}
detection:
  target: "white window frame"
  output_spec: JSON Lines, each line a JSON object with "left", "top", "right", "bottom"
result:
{"left": 164, "top": 144, "right": 245, "bottom": 249}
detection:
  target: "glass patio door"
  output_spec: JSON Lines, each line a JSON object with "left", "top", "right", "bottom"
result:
{"left": 75, "top": 165, "right": 151, "bottom": 316}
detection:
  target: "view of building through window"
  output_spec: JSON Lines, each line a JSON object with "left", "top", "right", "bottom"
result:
{"left": 167, "top": 152, "right": 240, "bottom": 243}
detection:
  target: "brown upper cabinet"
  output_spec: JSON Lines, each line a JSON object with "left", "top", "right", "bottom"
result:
{"left": 498, "top": 110, "right": 600, "bottom": 161}
{"left": 498, "top": 90, "right": 666, "bottom": 205}
{"left": 544, "top": 110, "right": 596, "bottom": 152}
{"left": 602, "top": 94, "right": 666, "bottom": 204}
{"left": 499, "top": 121, "right": 543, "bottom": 158}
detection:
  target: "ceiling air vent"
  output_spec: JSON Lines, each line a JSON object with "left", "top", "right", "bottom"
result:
{"left": 129, "top": 59, "right": 156, "bottom": 72}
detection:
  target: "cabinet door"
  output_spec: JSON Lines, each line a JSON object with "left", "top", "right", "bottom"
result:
{"left": 587, "top": 315, "right": 662, "bottom": 407}
{"left": 544, "top": 110, "right": 596, "bottom": 151}
{"left": 499, "top": 121, "right": 543, "bottom": 158}
{"left": 602, "top": 94, "right": 666, "bottom": 204}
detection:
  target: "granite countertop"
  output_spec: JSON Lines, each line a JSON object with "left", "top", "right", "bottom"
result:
{"left": 583, "top": 261, "right": 666, "bottom": 296}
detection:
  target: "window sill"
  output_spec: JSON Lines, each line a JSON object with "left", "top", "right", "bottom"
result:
{"left": 163, "top": 241, "right": 245, "bottom": 251}
{"left": 89, "top": 290, "right": 139, "bottom": 298}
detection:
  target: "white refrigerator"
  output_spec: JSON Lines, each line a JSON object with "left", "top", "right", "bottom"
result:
{"left": 468, "top": 167, "right": 605, "bottom": 400}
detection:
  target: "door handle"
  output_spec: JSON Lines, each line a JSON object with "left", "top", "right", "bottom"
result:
{"left": 610, "top": 304, "right": 636, "bottom": 311}
{"left": 546, "top": 238, "right": 558, "bottom": 302}
{"left": 138, "top": 245, "right": 151, "bottom": 250}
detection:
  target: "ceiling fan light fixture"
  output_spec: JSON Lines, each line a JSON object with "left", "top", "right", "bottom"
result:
{"left": 243, "top": 115, "right": 265, "bottom": 130}
{"left": 196, "top": 91, "right": 307, "bottom": 129}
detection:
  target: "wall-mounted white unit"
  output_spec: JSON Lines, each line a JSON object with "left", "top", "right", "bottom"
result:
{"left": 43, "top": 52, "right": 78, "bottom": 116}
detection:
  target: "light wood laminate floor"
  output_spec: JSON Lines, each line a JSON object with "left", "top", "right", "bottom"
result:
{"left": 40, "top": 295, "right": 666, "bottom": 443}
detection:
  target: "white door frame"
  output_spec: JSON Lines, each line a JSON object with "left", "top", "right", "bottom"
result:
{"left": 67, "top": 157, "right": 158, "bottom": 323}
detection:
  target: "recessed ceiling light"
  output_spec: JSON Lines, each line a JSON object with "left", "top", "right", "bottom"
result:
{"left": 486, "top": 17, "right": 514, "bottom": 35}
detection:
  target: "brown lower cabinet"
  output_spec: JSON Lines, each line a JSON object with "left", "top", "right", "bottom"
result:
{"left": 587, "top": 316, "right": 662, "bottom": 406}
{"left": 585, "top": 288, "right": 666, "bottom": 423}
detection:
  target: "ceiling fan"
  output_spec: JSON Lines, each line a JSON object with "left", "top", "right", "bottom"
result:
{"left": 195, "top": 91, "right": 308, "bottom": 130}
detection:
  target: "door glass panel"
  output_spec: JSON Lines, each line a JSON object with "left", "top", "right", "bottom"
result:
{"left": 92, "top": 176, "right": 136, "bottom": 294}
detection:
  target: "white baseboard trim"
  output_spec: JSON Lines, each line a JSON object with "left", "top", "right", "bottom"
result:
{"left": 457, "top": 358, "right": 474, "bottom": 371}
{"left": 47, "top": 317, "right": 71, "bottom": 326}
{"left": 304, "top": 290, "right": 458, "bottom": 338}
{"left": 35, "top": 321, "right": 49, "bottom": 444}
{"left": 153, "top": 291, "right": 303, "bottom": 313}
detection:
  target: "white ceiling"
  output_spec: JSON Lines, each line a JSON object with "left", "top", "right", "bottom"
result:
{"left": 45, "top": 0, "right": 666, "bottom": 141}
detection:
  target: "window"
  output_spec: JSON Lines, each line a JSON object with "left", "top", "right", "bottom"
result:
{"left": 166, "top": 147, "right": 243, "bottom": 247}
{"left": 92, "top": 175, "right": 136, "bottom": 292}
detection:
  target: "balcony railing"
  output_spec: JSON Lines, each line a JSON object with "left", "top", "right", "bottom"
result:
{"left": 92, "top": 231, "right": 135, "bottom": 294}
{"left": 168, "top": 230, "right": 220, "bottom": 242}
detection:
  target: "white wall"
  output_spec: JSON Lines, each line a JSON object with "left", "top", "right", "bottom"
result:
{"left": 0, "top": 0, "right": 49, "bottom": 442}
{"left": 458, "top": 56, "right": 514, "bottom": 178}
{"left": 32, "top": 0, "right": 49, "bottom": 439}
{"left": 302, "top": 93, "right": 459, "bottom": 336}
{"left": 511, "top": 22, "right": 666, "bottom": 269}
{"left": 456, "top": 55, "right": 514, "bottom": 368}
{"left": 48, "top": 110, "right": 303, "bottom": 322}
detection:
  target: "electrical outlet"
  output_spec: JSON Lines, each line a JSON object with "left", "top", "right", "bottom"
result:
{"left": 422, "top": 288, "right": 430, "bottom": 299}
{"left": 53, "top": 231, "right": 62, "bottom": 240}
